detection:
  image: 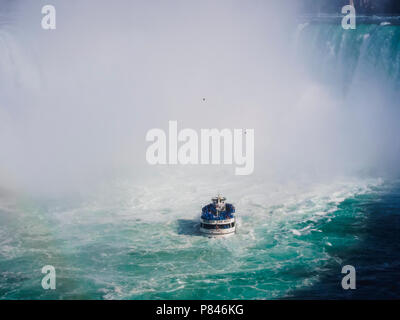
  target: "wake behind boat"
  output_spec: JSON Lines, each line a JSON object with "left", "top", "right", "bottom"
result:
{"left": 200, "top": 195, "right": 236, "bottom": 237}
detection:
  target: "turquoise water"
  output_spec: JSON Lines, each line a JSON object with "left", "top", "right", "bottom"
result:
{"left": 1, "top": 175, "right": 399, "bottom": 299}
{"left": 289, "top": 181, "right": 400, "bottom": 299}
{"left": 295, "top": 21, "right": 400, "bottom": 94}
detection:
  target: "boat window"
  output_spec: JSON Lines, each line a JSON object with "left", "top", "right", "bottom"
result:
{"left": 201, "top": 223, "right": 232, "bottom": 229}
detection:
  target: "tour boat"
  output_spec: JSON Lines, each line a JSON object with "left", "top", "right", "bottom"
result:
{"left": 200, "top": 195, "right": 236, "bottom": 237}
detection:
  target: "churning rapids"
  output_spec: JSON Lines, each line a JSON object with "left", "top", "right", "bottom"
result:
{"left": 0, "top": 171, "right": 395, "bottom": 299}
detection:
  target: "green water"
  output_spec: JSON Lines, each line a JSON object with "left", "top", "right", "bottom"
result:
{"left": 2, "top": 174, "right": 397, "bottom": 299}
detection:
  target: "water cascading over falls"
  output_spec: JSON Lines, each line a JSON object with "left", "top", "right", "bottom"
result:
{"left": 296, "top": 22, "right": 400, "bottom": 94}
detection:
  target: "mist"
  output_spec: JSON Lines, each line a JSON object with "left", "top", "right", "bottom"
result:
{"left": 0, "top": 0, "right": 399, "bottom": 195}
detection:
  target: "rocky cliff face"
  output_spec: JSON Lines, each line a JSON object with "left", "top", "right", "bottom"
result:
{"left": 300, "top": 0, "right": 400, "bottom": 14}
{"left": 354, "top": 0, "right": 376, "bottom": 13}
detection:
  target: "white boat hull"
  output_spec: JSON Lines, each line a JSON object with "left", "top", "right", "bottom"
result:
{"left": 199, "top": 227, "right": 236, "bottom": 237}
{"left": 200, "top": 218, "right": 236, "bottom": 237}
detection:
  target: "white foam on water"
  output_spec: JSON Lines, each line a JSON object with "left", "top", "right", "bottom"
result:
{"left": 15, "top": 169, "right": 379, "bottom": 299}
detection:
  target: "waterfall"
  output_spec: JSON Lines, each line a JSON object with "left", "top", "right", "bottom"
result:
{"left": 296, "top": 22, "right": 400, "bottom": 93}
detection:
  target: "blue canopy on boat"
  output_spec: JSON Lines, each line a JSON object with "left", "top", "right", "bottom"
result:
{"left": 201, "top": 203, "right": 235, "bottom": 220}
